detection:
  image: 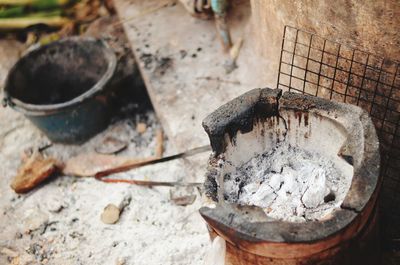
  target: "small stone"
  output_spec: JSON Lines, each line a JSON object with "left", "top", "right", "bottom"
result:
{"left": 11, "top": 152, "right": 60, "bottom": 193}
{"left": 95, "top": 136, "right": 127, "bottom": 155}
{"left": 136, "top": 123, "right": 147, "bottom": 134}
{"left": 10, "top": 256, "right": 20, "bottom": 265}
{"left": 46, "top": 198, "right": 66, "bottom": 213}
{"left": 169, "top": 188, "right": 196, "bottom": 206}
{"left": 171, "top": 195, "right": 196, "bottom": 206}
{"left": 1, "top": 247, "right": 19, "bottom": 258}
{"left": 24, "top": 209, "right": 49, "bottom": 232}
{"left": 115, "top": 257, "right": 126, "bottom": 265}
{"left": 101, "top": 204, "right": 120, "bottom": 224}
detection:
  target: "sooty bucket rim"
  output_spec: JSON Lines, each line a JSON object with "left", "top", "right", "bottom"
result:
{"left": 2, "top": 37, "right": 117, "bottom": 116}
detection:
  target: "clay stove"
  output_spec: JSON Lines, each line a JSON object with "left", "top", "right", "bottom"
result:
{"left": 200, "top": 88, "right": 380, "bottom": 265}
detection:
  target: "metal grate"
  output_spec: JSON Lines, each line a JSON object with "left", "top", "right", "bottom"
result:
{"left": 277, "top": 25, "right": 400, "bottom": 245}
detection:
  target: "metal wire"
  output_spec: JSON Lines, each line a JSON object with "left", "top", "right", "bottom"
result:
{"left": 277, "top": 25, "right": 400, "bottom": 246}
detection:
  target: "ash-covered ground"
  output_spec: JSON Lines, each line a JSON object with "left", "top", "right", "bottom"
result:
{"left": 0, "top": 40, "right": 210, "bottom": 265}
{"left": 0, "top": 92, "right": 210, "bottom": 265}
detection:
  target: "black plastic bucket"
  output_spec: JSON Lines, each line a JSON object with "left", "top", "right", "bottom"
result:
{"left": 3, "top": 37, "right": 117, "bottom": 144}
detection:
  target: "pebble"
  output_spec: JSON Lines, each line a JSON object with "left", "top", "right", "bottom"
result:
{"left": 1, "top": 247, "right": 19, "bottom": 258}
{"left": 136, "top": 123, "right": 147, "bottom": 134}
{"left": 115, "top": 257, "right": 126, "bottom": 265}
{"left": 10, "top": 152, "right": 59, "bottom": 194}
{"left": 101, "top": 204, "right": 121, "bottom": 224}
{"left": 100, "top": 195, "right": 132, "bottom": 225}
{"left": 46, "top": 197, "right": 67, "bottom": 213}
{"left": 171, "top": 195, "right": 196, "bottom": 206}
{"left": 24, "top": 209, "right": 49, "bottom": 232}
{"left": 95, "top": 136, "right": 127, "bottom": 155}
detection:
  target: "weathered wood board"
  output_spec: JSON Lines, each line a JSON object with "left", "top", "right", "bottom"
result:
{"left": 113, "top": 0, "right": 276, "bottom": 180}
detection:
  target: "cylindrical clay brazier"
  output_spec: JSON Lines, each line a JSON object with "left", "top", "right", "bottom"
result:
{"left": 200, "top": 88, "right": 381, "bottom": 265}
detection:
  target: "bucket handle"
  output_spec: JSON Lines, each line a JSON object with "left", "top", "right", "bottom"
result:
{"left": 2, "top": 91, "right": 13, "bottom": 108}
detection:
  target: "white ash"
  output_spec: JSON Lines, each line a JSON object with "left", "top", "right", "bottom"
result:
{"left": 0, "top": 94, "right": 210, "bottom": 265}
{"left": 223, "top": 143, "right": 350, "bottom": 222}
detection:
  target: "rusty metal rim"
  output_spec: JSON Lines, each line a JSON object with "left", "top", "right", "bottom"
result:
{"left": 204, "top": 191, "right": 380, "bottom": 259}
{"left": 200, "top": 174, "right": 381, "bottom": 258}
{"left": 3, "top": 37, "right": 117, "bottom": 116}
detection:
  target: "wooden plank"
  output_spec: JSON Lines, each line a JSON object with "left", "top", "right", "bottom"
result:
{"left": 113, "top": 0, "right": 275, "bottom": 151}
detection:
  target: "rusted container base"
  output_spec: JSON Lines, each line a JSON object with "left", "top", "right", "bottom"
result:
{"left": 208, "top": 205, "right": 380, "bottom": 265}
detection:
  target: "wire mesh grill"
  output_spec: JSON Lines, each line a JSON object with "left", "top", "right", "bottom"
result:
{"left": 277, "top": 25, "right": 400, "bottom": 244}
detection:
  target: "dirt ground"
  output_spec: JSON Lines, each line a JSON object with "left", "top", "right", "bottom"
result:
{"left": 0, "top": 39, "right": 211, "bottom": 265}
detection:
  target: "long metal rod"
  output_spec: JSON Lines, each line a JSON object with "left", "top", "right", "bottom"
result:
{"left": 95, "top": 145, "right": 212, "bottom": 178}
